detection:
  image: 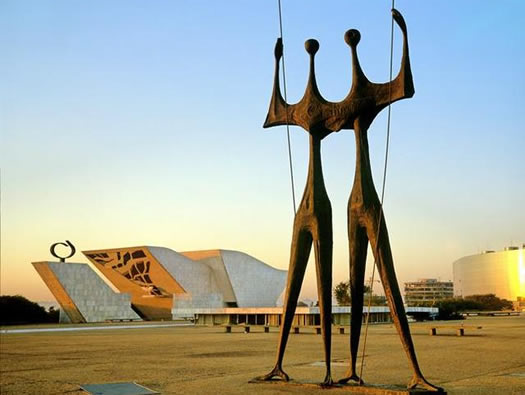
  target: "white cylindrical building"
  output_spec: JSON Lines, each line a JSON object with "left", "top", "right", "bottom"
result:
{"left": 453, "top": 245, "right": 524, "bottom": 301}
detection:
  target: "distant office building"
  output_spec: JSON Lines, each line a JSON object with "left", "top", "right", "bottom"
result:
{"left": 453, "top": 245, "right": 525, "bottom": 303}
{"left": 404, "top": 278, "right": 453, "bottom": 306}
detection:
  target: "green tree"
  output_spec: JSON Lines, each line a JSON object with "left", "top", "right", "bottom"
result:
{"left": 433, "top": 299, "right": 476, "bottom": 320}
{"left": 464, "top": 294, "right": 513, "bottom": 311}
{"left": 47, "top": 306, "right": 60, "bottom": 322}
{"left": 368, "top": 294, "right": 387, "bottom": 306}
{"left": 333, "top": 281, "right": 374, "bottom": 306}
{"left": 430, "top": 294, "right": 513, "bottom": 320}
{"left": 334, "top": 281, "right": 350, "bottom": 306}
{"left": 0, "top": 295, "right": 58, "bottom": 325}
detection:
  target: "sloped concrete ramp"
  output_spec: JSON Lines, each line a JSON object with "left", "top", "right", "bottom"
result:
{"left": 32, "top": 261, "right": 140, "bottom": 323}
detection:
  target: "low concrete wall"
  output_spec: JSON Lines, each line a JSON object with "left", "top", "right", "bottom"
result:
{"left": 188, "top": 306, "right": 438, "bottom": 326}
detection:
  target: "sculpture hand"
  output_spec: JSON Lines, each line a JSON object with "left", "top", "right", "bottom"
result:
{"left": 274, "top": 38, "right": 283, "bottom": 60}
{"left": 392, "top": 8, "right": 407, "bottom": 34}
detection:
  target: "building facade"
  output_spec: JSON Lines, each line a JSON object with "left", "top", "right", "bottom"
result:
{"left": 404, "top": 278, "right": 454, "bottom": 306}
{"left": 453, "top": 245, "right": 524, "bottom": 303}
{"left": 33, "top": 246, "right": 287, "bottom": 323}
{"left": 190, "top": 306, "right": 438, "bottom": 326}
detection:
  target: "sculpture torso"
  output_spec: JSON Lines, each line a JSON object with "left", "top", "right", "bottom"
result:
{"left": 297, "top": 134, "right": 332, "bottom": 236}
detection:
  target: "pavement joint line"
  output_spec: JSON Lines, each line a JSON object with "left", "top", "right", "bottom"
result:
{"left": 439, "top": 365, "right": 525, "bottom": 385}
{"left": 0, "top": 323, "right": 194, "bottom": 334}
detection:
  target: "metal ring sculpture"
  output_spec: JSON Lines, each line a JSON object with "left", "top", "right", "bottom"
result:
{"left": 50, "top": 240, "right": 76, "bottom": 262}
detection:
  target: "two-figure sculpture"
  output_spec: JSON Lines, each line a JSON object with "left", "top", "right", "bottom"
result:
{"left": 257, "top": 9, "right": 442, "bottom": 392}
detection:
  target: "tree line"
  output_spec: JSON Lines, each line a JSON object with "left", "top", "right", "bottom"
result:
{"left": 416, "top": 294, "right": 513, "bottom": 320}
{"left": 333, "top": 280, "right": 514, "bottom": 320}
{"left": 0, "top": 295, "right": 59, "bottom": 325}
{"left": 333, "top": 281, "right": 387, "bottom": 306}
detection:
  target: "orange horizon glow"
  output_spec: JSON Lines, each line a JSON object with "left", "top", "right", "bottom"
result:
{"left": 519, "top": 250, "right": 525, "bottom": 298}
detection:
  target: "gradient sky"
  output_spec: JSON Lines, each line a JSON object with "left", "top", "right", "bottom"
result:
{"left": 1, "top": 1, "right": 524, "bottom": 303}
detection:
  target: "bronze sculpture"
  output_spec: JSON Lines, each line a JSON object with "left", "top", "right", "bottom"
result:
{"left": 258, "top": 9, "right": 442, "bottom": 391}
{"left": 257, "top": 37, "right": 335, "bottom": 387}
{"left": 336, "top": 10, "right": 442, "bottom": 392}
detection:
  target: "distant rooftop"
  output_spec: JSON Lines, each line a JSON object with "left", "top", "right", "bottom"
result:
{"left": 481, "top": 244, "right": 524, "bottom": 254}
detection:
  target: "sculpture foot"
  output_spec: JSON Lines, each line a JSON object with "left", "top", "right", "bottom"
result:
{"left": 253, "top": 365, "right": 290, "bottom": 382}
{"left": 320, "top": 373, "right": 334, "bottom": 388}
{"left": 407, "top": 375, "right": 443, "bottom": 392}
{"left": 338, "top": 371, "right": 364, "bottom": 385}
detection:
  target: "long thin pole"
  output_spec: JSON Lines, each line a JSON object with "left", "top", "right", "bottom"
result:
{"left": 277, "top": 0, "right": 297, "bottom": 215}
{"left": 359, "top": 0, "right": 396, "bottom": 380}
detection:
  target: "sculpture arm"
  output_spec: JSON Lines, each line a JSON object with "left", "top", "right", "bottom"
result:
{"left": 372, "top": 9, "right": 415, "bottom": 108}
{"left": 263, "top": 38, "right": 296, "bottom": 129}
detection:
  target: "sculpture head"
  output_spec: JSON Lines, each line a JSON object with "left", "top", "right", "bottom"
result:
{"left": 344, "top": 29, "right": 361, "bottom": 47}
{"left": 264, "top": 8, "right": 414, "bottom": 136}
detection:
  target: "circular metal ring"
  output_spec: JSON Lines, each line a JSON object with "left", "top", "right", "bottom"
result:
{"left": 50, "top": 240, "right": 76, "bottom": 262}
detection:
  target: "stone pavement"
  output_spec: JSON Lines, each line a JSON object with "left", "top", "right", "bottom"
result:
{"left": 1, "top": 315, "right": 524, "bottom": 394}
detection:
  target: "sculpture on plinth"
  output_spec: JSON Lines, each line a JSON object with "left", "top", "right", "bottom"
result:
{"left": 257, "top": 9, "right": 442, "bottom": 392}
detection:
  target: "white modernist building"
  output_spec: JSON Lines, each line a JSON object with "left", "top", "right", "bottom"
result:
{"left": 34, "top": 246, "right": 288, "bottom": 323}
{"left": 453, "top": 245, "right": 524, "bottom": 302}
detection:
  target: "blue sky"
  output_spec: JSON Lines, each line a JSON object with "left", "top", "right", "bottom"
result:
{"left": 1, "top": 1, "right": 524, "bottom": 301}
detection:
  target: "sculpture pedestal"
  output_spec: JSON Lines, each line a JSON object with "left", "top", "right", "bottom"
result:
{"left": 249, "top": 380, "right": 446, "bottom": 394}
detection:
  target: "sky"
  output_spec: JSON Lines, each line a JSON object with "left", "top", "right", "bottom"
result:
{"left": 1, "top": 0, "right": 524, "bottom": 303}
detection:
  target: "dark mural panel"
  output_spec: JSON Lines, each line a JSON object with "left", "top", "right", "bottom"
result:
{"left": 87, "top": 249, "right": 162, "bottom": 296}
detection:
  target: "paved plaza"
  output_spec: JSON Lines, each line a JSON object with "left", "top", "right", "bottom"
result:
{"left": 1, "top": 315, "right": 524, "bottom": 394}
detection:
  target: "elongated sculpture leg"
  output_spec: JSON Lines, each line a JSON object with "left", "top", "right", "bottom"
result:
{"left": 313, "top": 235, "right": 334, "bottom": 386}
{"left": 339, "top": 211, "right": 368, "bottom": 385}
{"left": 368, "top": 208, "right": 443, "bottom": 392}
{"left": 256, "top": 225, "right": 312, "bottom": 381}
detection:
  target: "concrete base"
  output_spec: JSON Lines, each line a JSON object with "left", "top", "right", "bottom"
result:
{"left": 249, "top": 380, "right": 446, "bottom": 394}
